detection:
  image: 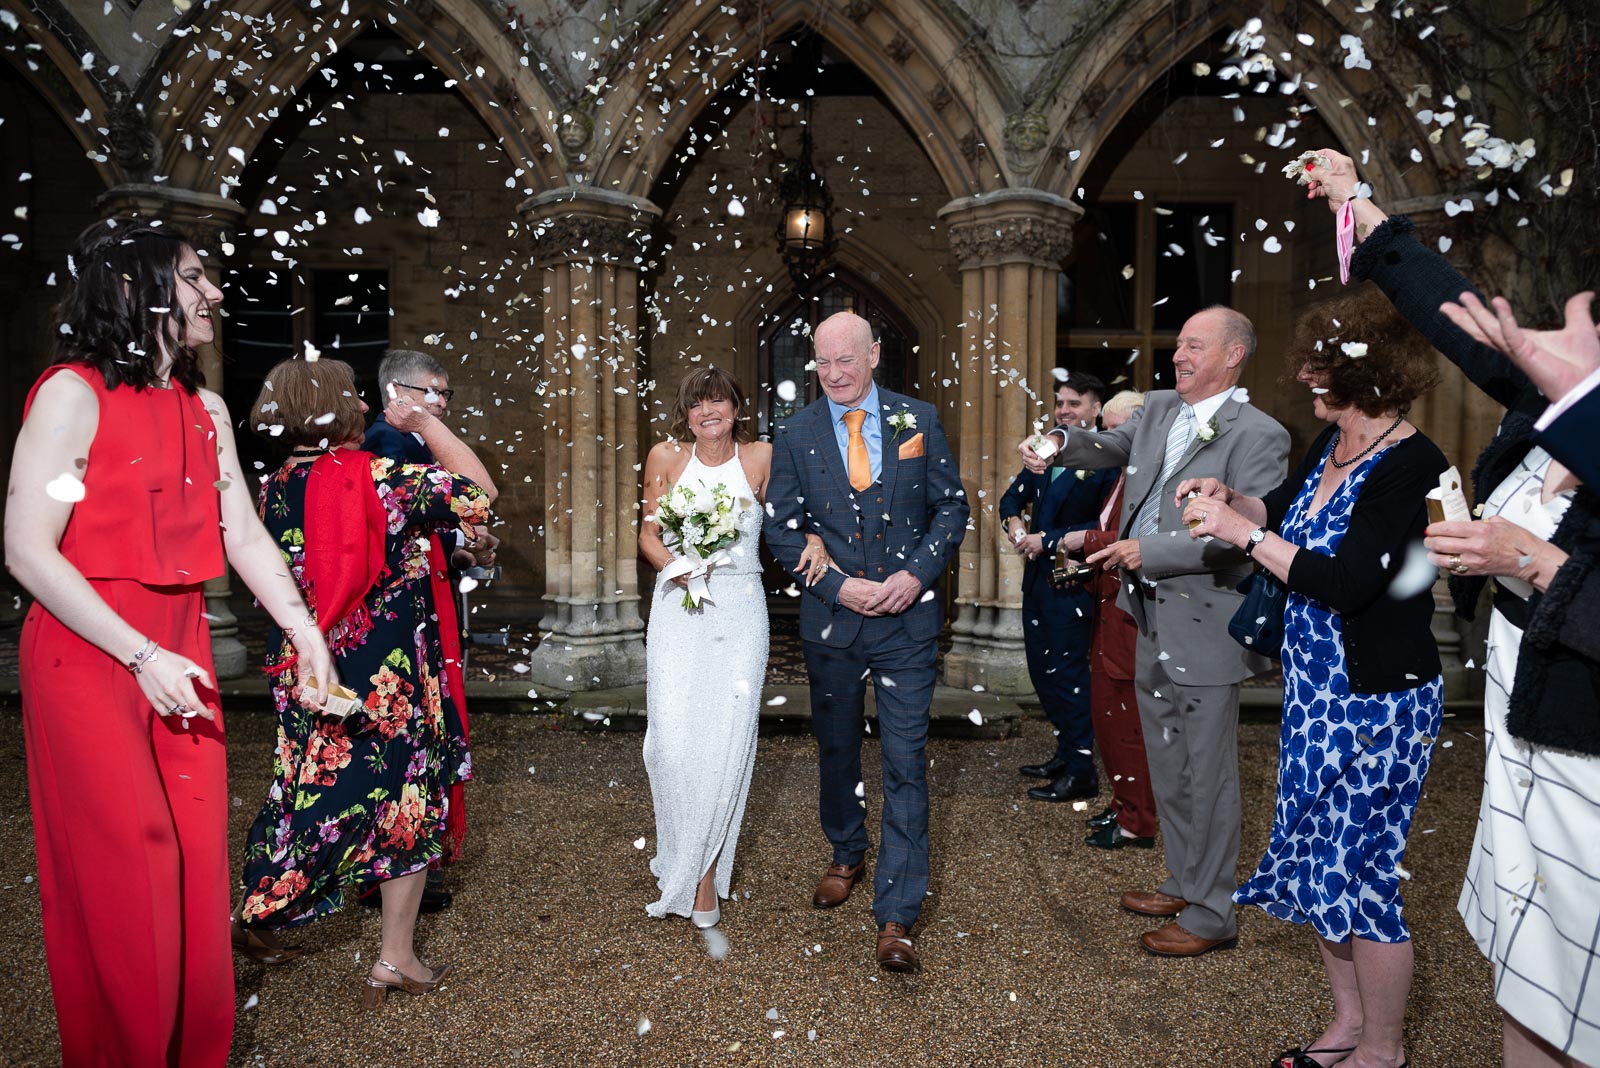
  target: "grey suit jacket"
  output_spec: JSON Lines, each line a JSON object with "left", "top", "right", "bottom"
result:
{"left": 1054, "top": 389, "right": 1290, "bottom": 686}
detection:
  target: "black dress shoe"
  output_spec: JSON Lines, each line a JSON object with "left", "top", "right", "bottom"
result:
{"left": 1019, "top": 754, "right": 1071, "bottom": 780}
{"left": 1083, "top": 823, "right": 1155, "bottom": 849}
{"left": 1086, "top": 805, "right": 1118, "bottom": 829}
{"left": 1027, "top": 771, "right": 1099, "bottom": 802}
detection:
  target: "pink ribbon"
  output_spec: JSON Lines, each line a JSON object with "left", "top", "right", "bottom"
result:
{"left": 1336, "top": 200, "right": 1356, "bottom": 284}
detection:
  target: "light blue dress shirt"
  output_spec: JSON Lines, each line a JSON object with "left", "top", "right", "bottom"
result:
{"left": 825, "top": 383, "right": 883, "bottom": 485}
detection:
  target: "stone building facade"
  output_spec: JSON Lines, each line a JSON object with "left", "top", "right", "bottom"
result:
{"left": 3, "top": 0, "right": 1534, "bottom": 697}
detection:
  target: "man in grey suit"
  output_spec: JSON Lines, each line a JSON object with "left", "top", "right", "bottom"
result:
{"left": 1021, "top": 306, "right": 1289, "bottom": 956}
{"left": 765, "top": 311, "right": 969, "bottom": 973}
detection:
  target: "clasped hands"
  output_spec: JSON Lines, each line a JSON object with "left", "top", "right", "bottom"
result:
{"left": 792, "top": 536, "right": 921, "bottom": 616}
{"left": 837, "top": 571, "right": 924, "bottom": 617}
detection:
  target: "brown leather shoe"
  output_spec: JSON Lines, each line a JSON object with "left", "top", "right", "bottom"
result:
{"left": 1139, "top": 923, "right": 1237, "bottom": 957}
{"left": 1120, "top": 889, "right": 1188, "bottom": 917}
{"left": 811, "top": 860, "right": 864, "bottom": 909}
{"left": 876, "top": 922, "right": 920, "bottom": 973}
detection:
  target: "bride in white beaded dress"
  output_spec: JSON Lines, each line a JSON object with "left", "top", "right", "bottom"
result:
{"left": 638, "top": 368, "right": 830, "bottom": 928}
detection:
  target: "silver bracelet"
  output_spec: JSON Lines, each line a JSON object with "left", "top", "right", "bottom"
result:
{"left": 127, "top": 638, "right": 158, "bottom": 674}
{"left": 280, "top": 616, "right": 318, "bottom": 642}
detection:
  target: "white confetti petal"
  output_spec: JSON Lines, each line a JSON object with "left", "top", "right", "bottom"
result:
{"left": 45, "top": 474, "right": 86, "bottom": 503}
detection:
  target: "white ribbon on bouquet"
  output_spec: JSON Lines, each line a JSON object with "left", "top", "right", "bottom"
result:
{"left": 660, "top": 548, "right": 733, "bottom": 609}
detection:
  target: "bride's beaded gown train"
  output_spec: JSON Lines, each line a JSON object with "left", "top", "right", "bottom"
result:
{"left": 643, "top": 445, "right": 769, "bottom": 919}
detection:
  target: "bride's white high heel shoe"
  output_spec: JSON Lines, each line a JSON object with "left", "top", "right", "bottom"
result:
{"left": 691, "top": 904, "right": 721, "bottom": 929}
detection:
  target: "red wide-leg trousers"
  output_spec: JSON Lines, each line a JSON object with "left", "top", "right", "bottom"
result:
{"left": 21, "top": 580, "right": 233, "bottom": 1068}
{"left": 1090, "top": 669, "right": 1158, "bottom": 839}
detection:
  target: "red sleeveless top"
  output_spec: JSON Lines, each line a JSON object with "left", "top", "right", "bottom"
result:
{"left": 25, "top": 365, "right": 225, "bottom": 586}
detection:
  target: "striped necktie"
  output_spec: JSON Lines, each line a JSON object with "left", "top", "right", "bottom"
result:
{"left": 1133, "top": 405, "right": 1196, "bottom": 537}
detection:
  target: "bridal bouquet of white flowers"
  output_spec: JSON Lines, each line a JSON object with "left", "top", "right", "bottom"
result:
{"left": 650, "top": 481, "right": 748, "bottom": 609}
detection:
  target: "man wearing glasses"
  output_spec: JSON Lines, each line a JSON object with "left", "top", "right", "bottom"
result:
{"left": 366, "top": 348, "right": 458, "bottom": 464}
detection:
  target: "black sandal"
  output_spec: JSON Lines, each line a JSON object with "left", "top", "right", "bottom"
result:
{"left": 1274, "top": 1047, "right": 1355, "bottom": 1068}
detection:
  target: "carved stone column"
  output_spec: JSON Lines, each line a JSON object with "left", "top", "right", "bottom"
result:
{"left": 519, "top": 187, "right": 661, "bottom": 690}
{"left": 936, "top": 190, "right": 1080, "bottom": 695}
{"left": 98, "top": 184, "right": 250, "bottom": 678}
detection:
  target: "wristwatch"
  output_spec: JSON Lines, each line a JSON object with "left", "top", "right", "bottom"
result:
{"left": 1243, "top": 527, "right": 1267, "bottom": 558}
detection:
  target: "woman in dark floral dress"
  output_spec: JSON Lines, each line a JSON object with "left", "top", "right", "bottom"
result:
{"left": 237, "top": 357, "right": 494, "bottom": 1007}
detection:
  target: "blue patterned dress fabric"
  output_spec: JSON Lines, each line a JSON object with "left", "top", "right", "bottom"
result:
{"left": 1234, "top": 442, "right": 1443, "bottom": 943}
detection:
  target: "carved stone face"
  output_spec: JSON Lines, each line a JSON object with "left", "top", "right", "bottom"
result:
{"left": 560, "top": 117, "right": 591, "bottom": 151}
{"left": 1004, "top": 110, "right": 1049, "bottom": 153}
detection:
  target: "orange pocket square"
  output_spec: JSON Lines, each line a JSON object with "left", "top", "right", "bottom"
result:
{"left": 897, "top": 433, "right": 925, "bottom": 459}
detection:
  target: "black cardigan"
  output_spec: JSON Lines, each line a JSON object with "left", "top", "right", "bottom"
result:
{"left": 1261, "top": 427, "right": 1447, "bottom": 694}
{"left": 1353, "top": 216, "right": 1600, "bottom": 753}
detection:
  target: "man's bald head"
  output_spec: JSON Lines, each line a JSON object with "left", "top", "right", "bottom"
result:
{"left": 813, "top": 311, "right": 880, "bottom": 408}
{"left": 815, "top": 311, "right": 875, "bottom": 351}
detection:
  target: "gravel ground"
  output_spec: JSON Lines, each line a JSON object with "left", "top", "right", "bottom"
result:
{"left": 0, "top": 706, "right": 1498, "bottom": 1067}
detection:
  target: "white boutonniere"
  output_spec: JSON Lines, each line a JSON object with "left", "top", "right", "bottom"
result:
{"left": 887, "top": 410, "right": 917, "bottom": 437}
{"left": 1195, "top": 417, "right": 1218, "bottom": 443}
{"left": 1075, "top": 469, "right": 1091, "bottom": 480}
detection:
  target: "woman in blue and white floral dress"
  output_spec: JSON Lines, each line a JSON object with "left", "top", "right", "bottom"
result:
{"left": 1181, "top": 287, "right": 1447, "bottom": 1068}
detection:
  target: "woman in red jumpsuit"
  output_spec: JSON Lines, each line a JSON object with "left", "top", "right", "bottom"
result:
{"left": 4, "top": 218, "right": 334, "bottom": 1067}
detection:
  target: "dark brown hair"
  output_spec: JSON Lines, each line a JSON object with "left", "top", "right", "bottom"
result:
{"left": 251, "top": 358, "right": 368, "bottom": 448}
{"left": 54, "top": 217, "right": 205, "bottom": 392}
{"left": 667, "top": 366, "right": 752, "bottom": 443}
{"left": 1288, "top": 284, "right": 1440, "bottom": 417}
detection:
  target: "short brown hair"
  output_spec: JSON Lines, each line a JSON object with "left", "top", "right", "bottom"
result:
{"left": 666, "top": 366, "right": 752, "bottom": 443}
{"left": 1288, "top": 285, "right": 1440, "bottom": 417}
{"left": 251, "top": 358, "right": 368, "bottom": 448}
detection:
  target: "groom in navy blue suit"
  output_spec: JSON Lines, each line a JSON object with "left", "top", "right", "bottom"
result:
{"left": 765, "top": 311, "right": 969, "bottom": 973}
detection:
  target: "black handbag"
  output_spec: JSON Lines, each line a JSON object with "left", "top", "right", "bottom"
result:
{"left": 1228, "top": 569, "right": 1286, "bottom": 659}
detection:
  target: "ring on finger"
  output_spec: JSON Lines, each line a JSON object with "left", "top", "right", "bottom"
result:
{"left": 1449, "top": 553, "right": 1470, "bottom": 575}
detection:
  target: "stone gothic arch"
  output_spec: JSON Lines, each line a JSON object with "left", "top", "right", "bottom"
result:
{"left": 1030, "top": 0, "right": 1464, "bottom": 205}
{"left": 585, "top": 0, "right": 1013, "bottom": 202}
{"left": 141, "top": 0, "right": 569, "bottom": 198}
{"left": 1, "top": 0, "right": 125, "bottom": 188}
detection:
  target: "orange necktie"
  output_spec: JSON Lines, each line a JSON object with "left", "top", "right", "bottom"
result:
{"left": 843, "top": 408, "right": 871, "bottom": 491}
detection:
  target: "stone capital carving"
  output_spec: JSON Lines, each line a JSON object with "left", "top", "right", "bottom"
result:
{"left": 938, "top": 190, "right": 1082, "bottom": 267}
{"left": 95, "top": 184, "right": 247, "bottom": 257}
{"left": 521, "top": 188, "right": 663, "bottom": 266}
{"left": 529, "top": 213, "right": 654, "bottom": 265}
{"left": 843, "top": 0, "right": 873, "bottom": 23}
{"left": 946, "top": 215, "right": 1073, "bottom": 266}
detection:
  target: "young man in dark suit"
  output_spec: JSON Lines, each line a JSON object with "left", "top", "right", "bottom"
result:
{"left": 1000, "top": 373, "right": 1117, "bottom": 804}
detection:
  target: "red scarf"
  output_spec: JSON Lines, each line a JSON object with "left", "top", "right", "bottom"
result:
{"left": 425, "top": 534, "right": 470, "bottom": 861}
{"left": 303, "top": 450, "right": 386, "bottom": 649}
